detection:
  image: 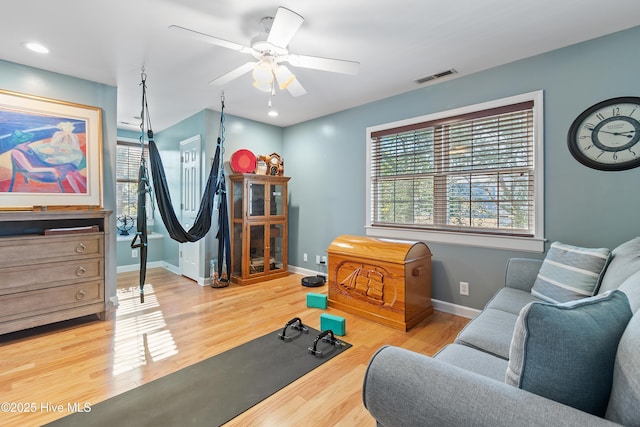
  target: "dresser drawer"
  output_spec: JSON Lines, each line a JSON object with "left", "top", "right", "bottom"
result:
{"left": 0, "top": 258, "right": 103, "bottom": 295}
{"left": 0, "top": 233, "right": 103, "bottom": 268}
{"left": 0, "top": 280, "right": 103, "bottom": 322}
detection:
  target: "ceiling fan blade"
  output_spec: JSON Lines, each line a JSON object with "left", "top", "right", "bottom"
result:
{"left": 266, "top": 7, "right": 304, "bottom": 49}
{"left": 286, "top": 54, "right": 360, "bottom": 75}
{"left": 209, "top": 62, "right": 256, "bottom": 86}
{"left": 285, "top": 78, "right": 307, "bottom": 97}
{"left": 169, "top": 25, "right": 254, "bottom": 54}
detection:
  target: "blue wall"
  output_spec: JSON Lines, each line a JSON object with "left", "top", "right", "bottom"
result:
{"left": 283, "top": 25, "right": 640, "bottom": 310}
{"left": 0, "top": 59, "right": 118, "bottom": 305}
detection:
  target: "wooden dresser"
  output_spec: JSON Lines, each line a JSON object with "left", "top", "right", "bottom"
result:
{"left": 0, "top": 210, "right": 111, "bottom": 335}
{"left": 327, "top": 235, "right": 433, "bottom": 331}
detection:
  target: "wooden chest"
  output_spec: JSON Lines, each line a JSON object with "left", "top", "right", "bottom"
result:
{"left": 327, "top": 235, "right": 433, "bottom": 331}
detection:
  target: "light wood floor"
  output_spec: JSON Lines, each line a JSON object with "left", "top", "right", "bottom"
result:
{"left": 0, "top": 268, "right": 468, "bottom": 426}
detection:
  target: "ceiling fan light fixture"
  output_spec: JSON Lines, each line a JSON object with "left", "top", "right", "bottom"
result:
{"left": 252, "top": 60, "right": 274, "bottom": 84}
{"left": 252, "top": 80, "right": 272, "bottom": 92}
{"left": 274, "top": 65, "right": 295, "bottom": 90}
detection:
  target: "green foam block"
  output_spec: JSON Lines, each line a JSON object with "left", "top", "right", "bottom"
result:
{"left": 320, "top": 313, "right": 346, "bottom": 336}
{"left": 306, "top": 293, "right": 328, "bottom": 309}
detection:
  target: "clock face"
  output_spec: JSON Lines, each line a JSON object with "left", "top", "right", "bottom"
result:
{"left": 568, "top": 97, "right": 640, "bottom": 171}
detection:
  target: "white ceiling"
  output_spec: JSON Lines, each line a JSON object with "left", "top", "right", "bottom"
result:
{"left": 2, "top": 1, "right": 640, "bottom": 131}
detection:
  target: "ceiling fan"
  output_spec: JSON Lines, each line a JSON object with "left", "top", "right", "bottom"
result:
{"left": 169, "top": 7, "right": 360, "bottom": 97}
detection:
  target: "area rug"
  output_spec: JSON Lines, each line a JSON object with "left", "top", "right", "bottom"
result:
{"left": 46, "top": 325, "right": 351, "bottom": 427}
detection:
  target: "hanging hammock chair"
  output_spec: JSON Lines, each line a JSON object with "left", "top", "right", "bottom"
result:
{"left": 131, "top": 72, "right": 231, "bottom": 302}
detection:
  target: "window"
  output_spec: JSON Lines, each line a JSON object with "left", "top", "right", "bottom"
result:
{"left": 366, "top": 91, "right": 544, "bottom": 252}
{"left": 116, "top": 140, "right": 150, "bottom": 222}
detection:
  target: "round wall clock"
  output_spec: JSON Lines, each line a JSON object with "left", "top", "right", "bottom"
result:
{"left": 567, "top": 96, "right": 640, "bottom": 171}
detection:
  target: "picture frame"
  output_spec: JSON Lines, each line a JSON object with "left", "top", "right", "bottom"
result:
{"left": 0, "top": 89, "right": 103, "bottom": 209}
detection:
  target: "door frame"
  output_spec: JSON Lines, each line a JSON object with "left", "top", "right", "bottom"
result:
{"left": 178, "top": 135, "right": 203, "bottom": 283}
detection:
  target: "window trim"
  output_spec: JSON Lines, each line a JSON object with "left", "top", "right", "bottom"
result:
{"left": 365, "top": 91, "right": 545, "bottom": 253}
{"left": 116, "top": 136, "right": 154, "bottom": 225}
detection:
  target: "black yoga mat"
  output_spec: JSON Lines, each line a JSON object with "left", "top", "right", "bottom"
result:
{"left": 46, "top": 326, "right": 351, "bottom": 427}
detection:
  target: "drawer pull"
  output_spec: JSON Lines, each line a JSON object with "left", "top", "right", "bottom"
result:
{"left": 76, "top": 290, "right": 86, "bottom": 300}
{"left": 76, "top": 266, "right": 87, "bottom": 276}
{"left": 76, "top": 243, "right": 87, "bottom": 253}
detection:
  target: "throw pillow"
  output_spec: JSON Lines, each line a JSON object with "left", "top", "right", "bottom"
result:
{"left": 598, "top": 236, "right": 640, "bottom": 293}
{"left": 531, "top": 241, "right": 611, "bottom": 303}
{"left": 505, "top": 290, "right": 632, "bottom": 416}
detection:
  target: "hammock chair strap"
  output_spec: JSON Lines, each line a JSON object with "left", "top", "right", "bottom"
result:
{"left": 214, "top": 138, "right": 231, "bottom": 282}
{"left": 130, "top": 71, "right": 155, "bottom": 303}
{"left": 130, "top": 158, "right": 150, "bottom": 303}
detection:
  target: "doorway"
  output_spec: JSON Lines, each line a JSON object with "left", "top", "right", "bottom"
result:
{"left": 179, "top": 135, "right": 202, "bottom": 282}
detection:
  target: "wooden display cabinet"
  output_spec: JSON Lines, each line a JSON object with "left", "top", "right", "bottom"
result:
{"left": 230, "top": 174, "right": 290, "bottom": 285}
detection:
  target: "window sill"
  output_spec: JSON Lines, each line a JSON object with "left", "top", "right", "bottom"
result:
{"left": 365, "top": 226, "right": 545, "bottom": 253}
{"left": 117, "top": 233, "right": 164, "bottom": 242}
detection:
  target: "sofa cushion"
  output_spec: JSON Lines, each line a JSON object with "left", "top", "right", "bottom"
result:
{"left": 531, "top": 241, "right": 610, "bottom": 303}
{"left": 435, "top": 343, "right": 508, "bottom": 382}
{"left": 485, "top": 287, "right": 542, "bottom": 315}
{"left": 505, "top": 290, "right": 632, "bottom": 417}
{"left": 599, "top": 236, "right": 640, "bottom": 294}
{"left": 618, "top": 270, "right": 640, "bottom": 314}
{"left": 455, "top": 308, "right": 518, "bottom": 359}
{"left": 605, "top": 311, "right": 640, "bottom": 424}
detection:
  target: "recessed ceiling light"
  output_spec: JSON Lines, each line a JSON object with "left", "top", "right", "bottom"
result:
{"left": 24, "top": 42, "right": 49, "bottom": 54}
{"left": 268, "top": 110, "right": 279, "bottom": 117}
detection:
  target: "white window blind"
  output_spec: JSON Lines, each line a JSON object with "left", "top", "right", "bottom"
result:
{"left": 116, "top": 141, "right": 148, "bottom": 219}
{"left": 366, "top": 92, "right": 544, "bottom": 251}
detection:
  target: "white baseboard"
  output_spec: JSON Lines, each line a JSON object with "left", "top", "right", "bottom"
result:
{"left": 287, "top": 265, "right": 324, "bottom": 277}
{"left": 109, "top": 295, "right": 119, "bottom": 310}
{"left": 432, "top": 299, "right": 480, "bottom": 319}
{"left": 162, "top": 262, "right": 180, "bottom": 275}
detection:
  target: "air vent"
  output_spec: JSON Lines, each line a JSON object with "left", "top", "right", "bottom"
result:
{"left": 415, "top": 68, "right": 457, "bottom": 84}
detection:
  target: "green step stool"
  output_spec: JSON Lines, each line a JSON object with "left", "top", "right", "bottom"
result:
{"left": 306, "top": 293, "right": 328, "bottom": 309}
{"left": 320, "top": 313, "right": 346, "bottom": 336}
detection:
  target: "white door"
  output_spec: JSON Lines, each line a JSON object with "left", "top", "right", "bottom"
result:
{"left": 179, "top": 135, "right": 201, "bottom": 282}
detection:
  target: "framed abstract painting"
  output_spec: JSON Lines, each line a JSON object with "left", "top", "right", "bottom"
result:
{"left": 0, "top": 89, "right": 103, "bottom": 209}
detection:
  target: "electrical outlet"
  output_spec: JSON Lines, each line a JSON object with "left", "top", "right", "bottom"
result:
{"left": 315, "top": 255, "right": 321, "bottom": 264}
{"left": 132, "top": 249, "right": 138, "bottom": 258}
{"left": 459, "top": 281, "right": 469, "bottom": 296}
{"left": 321, "top": 256, "right": 327, "bottom": 264}
{"left": 303, "top": 253, "right": 308, "bottom": 262}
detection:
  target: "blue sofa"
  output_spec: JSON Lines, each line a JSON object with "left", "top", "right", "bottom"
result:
{"left": 363, "top": 238, "right": 640, "bottom": 426}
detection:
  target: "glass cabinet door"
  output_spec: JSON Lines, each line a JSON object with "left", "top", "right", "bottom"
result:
{"left": 269, "top": 223, "right": 285, "bottom": 271}
{"left": 248, "top": 182, "right": 265, "bottom": 217}
{"left": 232, "top": 223, "right": 243, "bottom": 277}
{"left": 270, "top": 184, "right": 285, "bottom": 216}
{"left": 248, "top": 223, "right": 265, "bottom": 275}
{"left": 233, "top": 181, "right": 243, "bottom": 220}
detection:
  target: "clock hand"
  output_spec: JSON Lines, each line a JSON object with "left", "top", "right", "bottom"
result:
{"left": 597, "top": 129, "right": 635, "bottom": 137}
